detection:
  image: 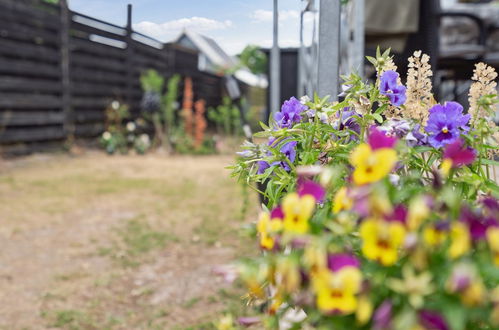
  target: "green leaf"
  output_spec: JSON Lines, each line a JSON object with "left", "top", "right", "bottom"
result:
{"left": 366, "top": 56, "right": 377, "bottom": 66}
{"left": 481, "top": 158, "right": 499, "bottom": 166}
{"left": 372, "top": 113, "right": 383, "bottom": 123}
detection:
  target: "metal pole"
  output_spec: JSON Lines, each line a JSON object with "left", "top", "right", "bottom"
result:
{"left": 317, "top": 0, "right": 340, "bottom": 100}
{"left": 353, "top": 0, "right": 365, "bottom": 77}
{"left": 297, "top": 10, "right": 304, "bottom": 97}
{"left": 270, "top": 0, "right": 280, "bottom": 115}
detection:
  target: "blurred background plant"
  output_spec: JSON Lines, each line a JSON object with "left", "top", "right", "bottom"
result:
{"left": 100, "top": 100, "right": 130, "bottom": 154}
{"left": 208, "top": 97, "right": 242, "bottom": 137}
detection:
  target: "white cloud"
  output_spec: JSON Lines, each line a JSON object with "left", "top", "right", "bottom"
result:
{"left": 249, "top": 9, "right": 299, "bottom": 23}
{"left": 133, "top": 17, "right": 233, "bottom": 42}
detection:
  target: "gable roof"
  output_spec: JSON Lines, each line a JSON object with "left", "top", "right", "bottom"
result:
{"left": 174, "top": 30, "right": 267, "bottom": 88}
{"left": 175, "top": 30, "right": 236, "bottom": 70}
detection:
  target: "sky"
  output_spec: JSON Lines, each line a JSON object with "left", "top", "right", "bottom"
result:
{"left": 67, "top": 0, "right": 305, "bottom": 55}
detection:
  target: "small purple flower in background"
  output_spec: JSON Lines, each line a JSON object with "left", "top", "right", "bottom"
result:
{"left": 425, "top": 102, "right": 470, "bottom": 148}
{"left": 257, "top": 137, "right": 298, "bottom": 174}
{"left": 380, "top": 120, "right": 427, "bottom": 147}
{"left": 379, "top": 119, "right": 411, "bottom": 138}
{"left": 406, "top": 124, "right": 428, "bottom": 147}
{"left": 380, "top": 70, "right": 407, "bottom": 106}
{"left": 419, "top": 310, "right": 449, "bottom": 330}
{"left": 274, "top": 97, "right": 307, "bottom": 128}
{"left": 332, "top": 108, "right": 361, "bottom": 141}
{"left": 271, "top": 140, "right": 298, "bottom": 171}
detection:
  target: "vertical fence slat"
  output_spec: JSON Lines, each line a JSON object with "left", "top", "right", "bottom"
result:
{"left": 125, "top": 4, "right": 133, "bottom": 107}
{"left": 60, "top": 0, "right": 72, "bottom": 137}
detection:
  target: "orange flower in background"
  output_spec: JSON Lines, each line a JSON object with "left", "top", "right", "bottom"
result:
{"left": 194, "top": 99, "right": 207, "bottom": 148}
{"left": 182, "top": 76, "right": 194, "bottom": 137}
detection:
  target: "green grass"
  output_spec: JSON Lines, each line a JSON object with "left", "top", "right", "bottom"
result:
{"left": 99, "top": 217, "right": 178, "bottom": 268}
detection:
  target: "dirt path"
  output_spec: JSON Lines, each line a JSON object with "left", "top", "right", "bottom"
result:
{"left": 0, "top": 152, "right": 257, "bottom": 329}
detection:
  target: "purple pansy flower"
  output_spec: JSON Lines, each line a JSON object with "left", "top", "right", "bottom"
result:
{"left": 443, "top": 138, "right": 476, "bottom": 168}
{"left": 331, "top": 108, "right": 362, "bottom": 141}
{"left": 460, "top": 206, "right": 498, "bottom": 241}
{"left": 425, "top": 102, "right": 470, "bottom": 148}
{"left": 368, "top": 126, "right": 397, "bottom": 150}
{"left": 274, "top": 97, "right": 307, "bottom": 128}
{"left": 257, "top": 160, "right": 270, "bottom": 174}
{"left": 270, "top": 206, "right": 284, "bottom": 220}
{"left": 297, "top": 180, "right": 326, "bottom": 203}
{"left": 419, "top": 310, "right": 449, "bottom": 330}
{"left": 327, "top": 253, "right": 360, "bottom": 272}
{"left": 380, "top": 70, "right": 407, "bottom": 106}
{"left": 271, "top": 140, "right": 298, "bottom": 171}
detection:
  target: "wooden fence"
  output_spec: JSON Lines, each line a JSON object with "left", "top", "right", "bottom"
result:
{"left": 0, "top": 0, "right": 223, "bottom": 154}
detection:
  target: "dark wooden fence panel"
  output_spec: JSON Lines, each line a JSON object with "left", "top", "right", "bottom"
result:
{"left": 0, "top": 0, "right": 224, "bottom": 153}
{"left": 0, "top": 0, "right": 62, "bottom": 149}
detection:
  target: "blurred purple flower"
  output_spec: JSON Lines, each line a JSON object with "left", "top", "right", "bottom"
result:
{"left": 373, "top": 300, "right": 392, "bottom": 330}
{"left": 443, "top": 139, "right": 476, "bottom": 168}
{"left": 425, "top": 102, "right": 470, "bottom": 148}
{"left": 238, "top": 316, "right": 261, "bottom": 327}
{"left": 271, "top": 206, "right": 284, "bottom": 220}
{"left": 368, "top": 126, "right": 397, "bottom": 150}
{"left": 385, "top": 204, "right": 407, "bottom": 224}
{"left": 460, "top": 206, "right": 498, "bottom": 241}
{"left": 419, "top": 310, "right": 449, "bottom": 330}
{"left": 327, "top": 253, "right": 360, "bottom": 272}
{"left": 274, "top": 97, "right": 307, "bottom": 128}
{"left": 380, "top": 70, "right": 407, "bottom": 106}
{"left": 297, "top": 180, "right": 325, "bottom": 202}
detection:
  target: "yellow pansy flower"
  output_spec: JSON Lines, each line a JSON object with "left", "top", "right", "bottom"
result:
{"left": 449, "top": 222, "right": 471, "bottom": 259}
{"left": 313, "top": 267, "right": 362, "bottom": 314}
{"left": 423, "top": 223, "right": 449, "bottom": 247}
{"left": 256, "top": 212, "right": 283, "bottom": 250}
{"left": 282, "top": 192, "right": 315, "bottom": 234}
{"left": 350, "top": 143, "right": 397, "bottom": 185}
{"left": 360, "top": 218, "right": 406, "bottom": 266}
{"left": 356, "top": 296, "right": 373, "bottom": 325}
{"left": 407, "top": 196, "right": 430, "bottom": 230}
{"left": 486, "top": 226, "right": 499, "bottom": 266}
{"left": 333, "top": 187, "right": 353, "bottom": 213}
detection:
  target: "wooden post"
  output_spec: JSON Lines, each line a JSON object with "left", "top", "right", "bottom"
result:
{"left": 125, "top": 4, "right": 133, "bottom": 107}
{"left": 60, "top": 0, "right": 73, "bottom": 137}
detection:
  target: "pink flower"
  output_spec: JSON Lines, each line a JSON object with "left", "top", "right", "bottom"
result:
{"left": 368, "top": 126, "right": 397, "bottom": 150}
{"left": 297, "top": 180, "right": 325, "bottom": 203}
{"left": 443, "top": 139, "right": 476, "bottom": 168}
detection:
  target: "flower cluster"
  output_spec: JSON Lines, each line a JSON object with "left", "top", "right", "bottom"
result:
{"left": 227, "top": 49, "right": 499, "bottom": 329}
